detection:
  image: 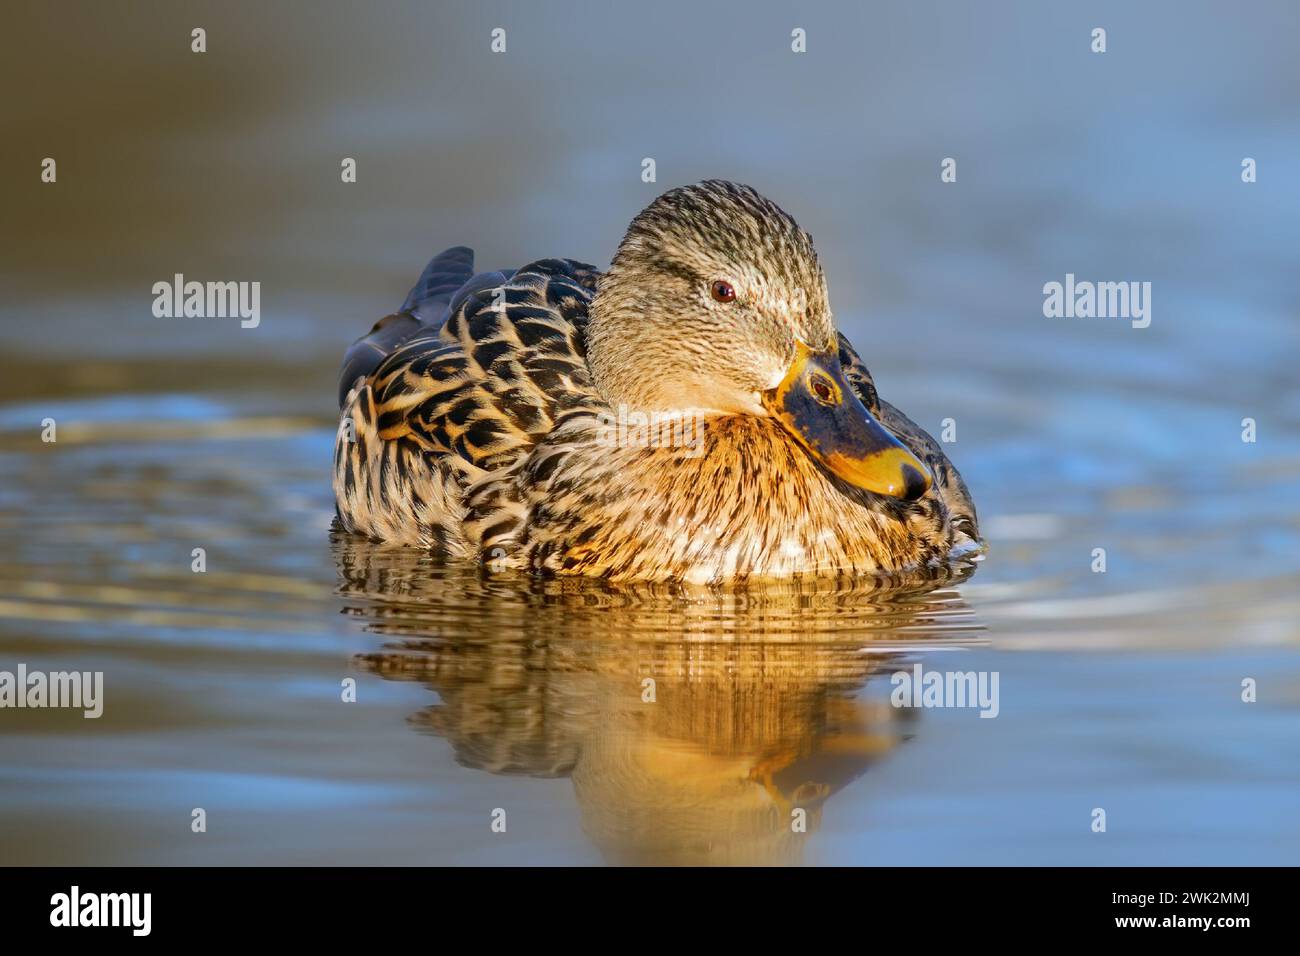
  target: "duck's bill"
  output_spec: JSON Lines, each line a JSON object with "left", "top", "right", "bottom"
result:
{"left": 762, "top": 345, "right": 932, "bottom": 501}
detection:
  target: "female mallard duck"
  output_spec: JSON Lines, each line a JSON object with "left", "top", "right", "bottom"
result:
{"left": 334, "top": 180, "right": 979, "bottom": 583}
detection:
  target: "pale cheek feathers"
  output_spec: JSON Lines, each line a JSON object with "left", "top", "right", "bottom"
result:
{"left": 748, "top": 283, "right": 835, "bottom": 355}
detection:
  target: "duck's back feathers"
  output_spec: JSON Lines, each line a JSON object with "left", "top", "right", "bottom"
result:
{"left": 334, "top": 254, "right": 601, "bottom": 552}
{"left": 400, "top": 245, "right": 476, "bottom": 322}
{"left": 338, "top": 246, "right": 485, "bottom": 408}
{"left": 372, "top": 256, "right": 600, "bottom": 468}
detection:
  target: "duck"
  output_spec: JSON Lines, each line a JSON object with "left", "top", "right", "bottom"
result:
{"left": 333, "top": 180, "right": 979, "bottom": 583}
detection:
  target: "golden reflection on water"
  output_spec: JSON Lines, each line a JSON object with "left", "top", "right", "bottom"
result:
{"left": 332, "top": 534, "right": 984, "bottom": 865}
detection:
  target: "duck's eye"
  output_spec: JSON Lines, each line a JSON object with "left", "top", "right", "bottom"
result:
{"left": 710, "top": 280, "right": 736, "bottom": 303}
{"left": 810, "top": 375, "right": 839, "bottom": 405}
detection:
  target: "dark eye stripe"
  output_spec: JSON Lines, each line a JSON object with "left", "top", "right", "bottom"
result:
{"left": 654, "top": 261, "right": 703, "bottom": 285}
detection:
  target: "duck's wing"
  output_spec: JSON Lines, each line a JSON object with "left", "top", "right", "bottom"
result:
{"left": 338, "top": 246, "right": 524, "bottom": 408}
{"left": 836, "top": 332, "right": 980, "bottom": 544}
{"left": 400, "top": 245, "right": 477, "bottom": 323}
{"left": 350, "top": 257, "right": 602, "bottom": 545}
{"left": 366, "top": 255, "right": 601, "bottom": 460}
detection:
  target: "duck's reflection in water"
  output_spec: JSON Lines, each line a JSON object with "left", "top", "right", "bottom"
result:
{"left": 332, "top": 534, "right": 984, "bottom": 865}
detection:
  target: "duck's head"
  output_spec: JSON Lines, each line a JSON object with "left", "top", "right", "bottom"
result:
{"left": 588, "top": 180, "right": 931, "bottom": 501}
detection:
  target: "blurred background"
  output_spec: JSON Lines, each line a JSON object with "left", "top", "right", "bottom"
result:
{"left": 1, "top": 0, "right": 1298, "bottom": 865}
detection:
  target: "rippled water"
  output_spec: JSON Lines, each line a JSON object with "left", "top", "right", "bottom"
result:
{"left": 2, "top": 1, "right": 1299, "bottom": 865}
{"left": 2, "top": 362, "right": 1297, "bottom": 865}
